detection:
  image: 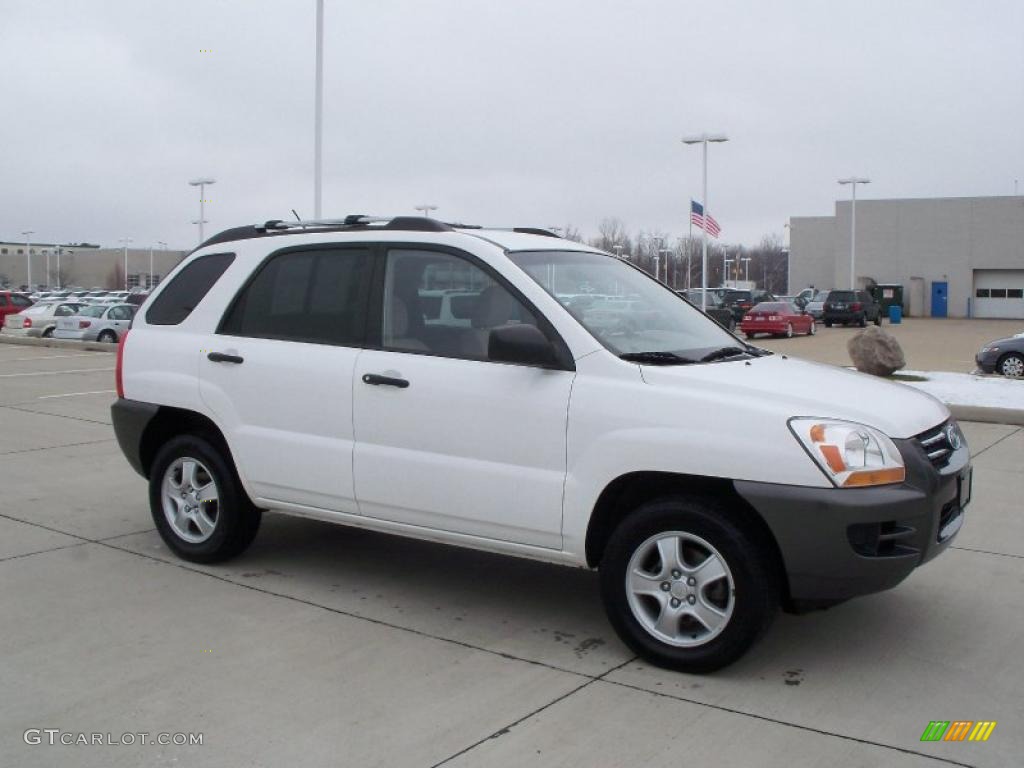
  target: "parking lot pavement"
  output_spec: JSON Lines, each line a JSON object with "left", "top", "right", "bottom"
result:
{"left": 755, "top": 317, "right": 1022, "bottom": 372}
{"left": 2, "top": 344, "right": 1022, "bottom": 767}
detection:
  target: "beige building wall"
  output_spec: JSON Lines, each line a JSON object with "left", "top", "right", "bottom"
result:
{"left": 789, "top": 196, "right": 1024, "bottom": 318}
{"left": 0, "top": 247, "right": 186, "bottom": 289}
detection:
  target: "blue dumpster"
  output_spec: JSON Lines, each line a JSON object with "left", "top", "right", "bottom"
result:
{"left": 888, "top": 304, "right": 903, "bottom": 324}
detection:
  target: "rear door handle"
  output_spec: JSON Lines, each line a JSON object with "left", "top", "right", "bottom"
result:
{"left": 362, "top": 373, "right": 409, "bottom": 388}
{"left": 208, "top": 352, "right": 244, "bottom": 364}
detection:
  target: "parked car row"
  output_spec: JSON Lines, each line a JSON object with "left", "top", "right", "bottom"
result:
{"left": 2, "top": 297, "right": 138, "bottom": 342}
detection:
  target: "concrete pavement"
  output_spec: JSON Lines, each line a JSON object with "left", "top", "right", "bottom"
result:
{"left": 1, "top": 343, "right": 1021, "bottom": 767}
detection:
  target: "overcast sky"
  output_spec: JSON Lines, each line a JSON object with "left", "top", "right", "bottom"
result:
{"left": 2, "top": 0, "right": 1022, "bottom": 250}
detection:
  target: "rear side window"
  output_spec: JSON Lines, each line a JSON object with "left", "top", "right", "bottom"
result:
{"left": 220, "top": 247, "right": 372, "bottom": 346}
{"left": 11, "top": 294, "right": 32, "bottom": 307}
{"left": 146, "top": 253, "right": 235, "bottom": 326}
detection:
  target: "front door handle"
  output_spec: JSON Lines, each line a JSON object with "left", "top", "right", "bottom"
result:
{"left": 362, "top": 373, "right": 409, "bottom": 388}
{"left": 208, "top": 352, "right": 244, "bottom": 364}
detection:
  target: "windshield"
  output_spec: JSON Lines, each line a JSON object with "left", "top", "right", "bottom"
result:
{"left": 813, "top": 291, "right": 829, "bottom": 301}
{"left": 508, "top": 250, "right": 739, "bottom": 357}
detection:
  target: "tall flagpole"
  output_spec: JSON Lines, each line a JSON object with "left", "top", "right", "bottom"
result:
{"left": 687, "top": 212, "right": 693, "bottom": 291}
{"left": 682, "top": 133, "right": 729, "bottom": 313}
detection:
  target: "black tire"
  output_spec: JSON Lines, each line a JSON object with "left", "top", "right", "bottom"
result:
{"left": 824, "top": 320, "right": 832, "bottom": 328}
{"left": 149, "top": 434, "right": 261, "bottom": 563}
{"left": 42, "top": 327, "right": 54, "bottom": 338}
{"left": 858, "top": 314, "right": 867, "bottom": 328}
{"left": 874, "top": 313, "right": 882, "bottom": 326}
{"left": 599, "top": 496, "right": 779, "bottom": 673}
{"left": 744, "top": 333, "right": 755, "bottom": 340}
{"left": 997, "top": 352, "right": 1024, "bottom": 379}
{"left": 98, "top": 329, "right": 118, "bottom": 343}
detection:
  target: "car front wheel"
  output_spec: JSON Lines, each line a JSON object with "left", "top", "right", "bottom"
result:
{"left": 599, "top": 497, "right": 778, "bottom": 672}
{"left": 999, "top": 353, "right": 1024, "bottom": 378}
{"left": 785, "top": 323, "right": 794, "bottom": 338}
{"left": 149, "top": 434, "right": 261, "bottom": 563}
{"left": 808, "top": 321, "right": 816, "bottom": 336}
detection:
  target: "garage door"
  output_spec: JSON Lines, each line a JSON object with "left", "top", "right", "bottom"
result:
{"left": 973, "top": 270, "right": 1024, "bottom": 319}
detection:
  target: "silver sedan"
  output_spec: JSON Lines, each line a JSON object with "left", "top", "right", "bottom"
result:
{"left": 54, "top": 303, "right": 136, "bottom": 343}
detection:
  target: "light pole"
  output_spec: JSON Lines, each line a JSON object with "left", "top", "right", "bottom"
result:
{"left": 152, "top": 241, "right": 167, "bottom": 288}
{"left": 188, "top": 178, "right": 216, "bottom": 245}
{"left": 742, "top": 257, "right": 752, "bottom": 282}
{"left": 314, "top": 0, "right": 324, "bottom": 218}
{"left": 45, "top": 247, "right": 51, "bottom": 289}
{"left": 838, "top": 177, "right": 870, "bottom": 290}
{"left": 21, "top": 231, "right": 34, "bottom": 289}
{"left": 723, "top": 258, "right": 733, "bottom": 286}
{"left": 682, "top": 133, "right": 729, "bottom": 312}
{"left": 119, "top": 238, "right": 133, "bottom": 291}
{"left": 783, "top": 222, "right": 791, "bottom": 294}
{"left": 659, "top": 248, "right": 671, "bottom": 284}
{"left": 414, "top": 204, "right": 438, "bottom": 218}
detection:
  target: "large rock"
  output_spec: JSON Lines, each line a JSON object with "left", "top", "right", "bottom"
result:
{"left": 847, "top": 326, "right": 906, "bottom": 376}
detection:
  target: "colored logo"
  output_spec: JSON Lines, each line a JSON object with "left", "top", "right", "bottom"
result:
{"left": 921, "top": 721, "right": 996, "bottom": 742}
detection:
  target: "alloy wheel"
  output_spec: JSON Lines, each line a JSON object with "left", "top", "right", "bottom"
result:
{"left": 161, "top": 457, "right": 220, "bottom": 543}
{"left": 1000, "top": 354, "right": 1024, "bottom": 378}
{"left": 625, "top": 531, "right": 735, "bottom": 647}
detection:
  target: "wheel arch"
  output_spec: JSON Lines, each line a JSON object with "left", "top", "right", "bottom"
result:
{"left": 584, "top": 471, "right": 790, "bottom": 604}
{"left": 139, "top": 406, "right": 235, "bottom": 481}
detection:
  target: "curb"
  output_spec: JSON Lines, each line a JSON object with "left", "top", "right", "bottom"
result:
{"left": 0, "top": 335, "right": 115, "bottom": 353}
{"left": 949, "top": 404, "right": 1024, "bottom": 428}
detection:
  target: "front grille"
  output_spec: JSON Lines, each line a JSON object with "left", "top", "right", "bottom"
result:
{"left": 915, "top": 422, "right": 954, "bottom": 469}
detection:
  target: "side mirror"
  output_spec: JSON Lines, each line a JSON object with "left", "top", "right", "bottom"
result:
{"left": 489, "top": 324, "right": 559, "bottom": 368}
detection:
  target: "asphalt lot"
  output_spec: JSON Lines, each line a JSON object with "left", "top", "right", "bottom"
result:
{"left": 1, "top": 342, "right": 1022, "bottom": 768}
{"left": 755, "top": 317, "right": 1022, "bottom": 372}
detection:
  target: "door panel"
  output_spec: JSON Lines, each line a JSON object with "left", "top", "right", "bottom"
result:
{"left": 200, "top": 338, "right": 361, "bottom": 511}
{"left": 930, "top": 281, "right": 948, "bottom": 318}
{"left": 353, "top": 350, "right": 573, "bottom": 548}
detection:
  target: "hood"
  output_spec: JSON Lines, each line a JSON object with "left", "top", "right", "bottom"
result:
{"left": 639, "top": 354, "right": 949, "bottom": 439}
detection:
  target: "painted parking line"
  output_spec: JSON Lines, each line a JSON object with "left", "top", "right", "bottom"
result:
{"left": 0, "top": 368, "right": 114, "bottom": 378}
{"left": 0, "top": 353, "right": 101, "bottom": 362}
{"left": 38, "top": 389, "right": 116, "bottom": 399}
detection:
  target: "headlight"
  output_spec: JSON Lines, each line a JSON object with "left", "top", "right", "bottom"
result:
{"left": 789, "top": 418, "right": 906, "bottom": 487}
{"left": 980, "top": 346, "right": 999, "bottom": 353}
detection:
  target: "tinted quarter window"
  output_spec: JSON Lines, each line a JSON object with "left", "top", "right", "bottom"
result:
{"left": 11, "top": 294, "right": 32, "bottom": 307}
{"left": 220, "top": 247, "right": 372, "bottom": 346}
{"left": 146, "top": 252, "right": 235, "bottom": 326}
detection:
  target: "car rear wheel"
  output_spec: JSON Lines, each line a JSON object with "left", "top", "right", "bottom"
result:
{"left": 600, "top": 497, "right": 778, "bottom": 672}
{"left": 998, "top": 353, "right": 1024, "bottom": 378}
{"left": 808, "top": 321, "right": 816, "bottom": 336}
{"left": 42, "top": 327, "right": 54, "bottom": 338}
{"left": 98, "top": 330, "right": 117, "bottom": 343}
{"left": 744, "top": 333, "right": 755, "bottom": 340}
{"left": 824, "top": 320, "right": 832, "bottom": 328}
{"left": 858, "top": 314, "right": 867, "bottom": 328}
{"left": 874, "top": 313, "right": 882, "bottom": 326}
{"left": 149, "top": 434, "right": 261, "bottom": 563}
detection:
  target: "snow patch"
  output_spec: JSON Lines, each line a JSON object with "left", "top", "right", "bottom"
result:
{"left": 898, "top": 370, "right": 1024, "bottom": 410}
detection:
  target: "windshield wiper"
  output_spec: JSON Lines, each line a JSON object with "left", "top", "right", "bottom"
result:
{"left": 620, "top": 351, "right": 698, "bottom": 365}
{"left": 699, "top": 346, "right": 752, "bottom": 363}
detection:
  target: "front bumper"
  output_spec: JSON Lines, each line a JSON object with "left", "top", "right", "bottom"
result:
{"left": 736, "top": 430, "right": 970, "bottom": 605}
{"left": 975, "top": 351, "right": 999, "bottom": 373}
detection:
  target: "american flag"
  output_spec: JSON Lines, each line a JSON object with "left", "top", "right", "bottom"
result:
{"left": 690, "top": 200, "right": 721, "bottom": 238}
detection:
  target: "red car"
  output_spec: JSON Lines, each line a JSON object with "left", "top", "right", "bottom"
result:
{"left": 740, "top": 301, "right": 815, "bottom": 339}
{"left": 0, "top": 291, "right": 34, "bottom": 329}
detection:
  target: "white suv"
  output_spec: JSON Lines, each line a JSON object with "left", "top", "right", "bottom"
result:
{"left": 112, "top": 215, "right": 971, "bottom": 671}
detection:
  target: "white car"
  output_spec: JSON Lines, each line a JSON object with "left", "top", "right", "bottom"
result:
{"left": 54, "top": 303, "right": 135, "bottom": 342}
{"left": 112, "top": 215, "right": 971, "bottom": 672}
{"left": 3, "top": 301, "right": 85, "bottom": 337}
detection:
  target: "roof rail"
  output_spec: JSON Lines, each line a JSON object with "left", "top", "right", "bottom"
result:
{"left": 196, "top": 215, "right": 562, "bottom": 250}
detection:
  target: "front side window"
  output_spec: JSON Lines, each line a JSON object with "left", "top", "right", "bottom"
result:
{"left": 509, "top": 250, "right": 738, "bottom": 359}
{"left": 220, "top": 247, "right": 372, "bottom": 346}
{"left": 379, "top": 249, "right": 540, "bottom": 361}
